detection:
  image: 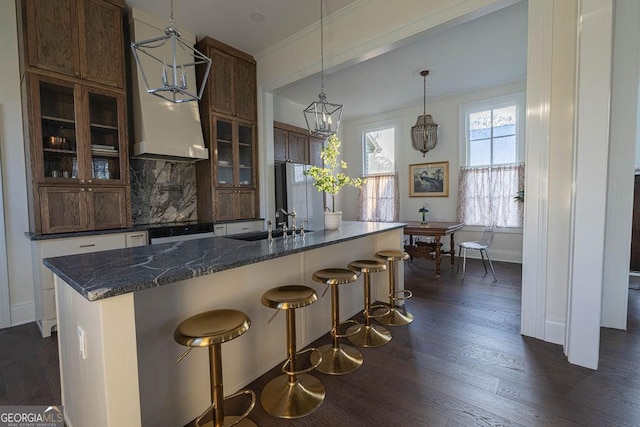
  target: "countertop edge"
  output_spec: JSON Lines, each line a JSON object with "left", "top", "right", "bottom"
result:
{"left": 44, "top": 222, "right": 407, "bottom": 302}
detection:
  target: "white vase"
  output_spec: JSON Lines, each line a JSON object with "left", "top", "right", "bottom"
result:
{"left": 324, "top": 211, "right": 342, "bottom": 230}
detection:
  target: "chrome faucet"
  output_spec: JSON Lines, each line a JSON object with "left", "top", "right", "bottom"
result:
{"left": 278, "top": 223, "right": 288, "bottom": 239}
{"left": 267, "top": 220, "right": 273, "bottom": 243}
{"left": 290, "top": 209, "right": 297, "bottom": 238}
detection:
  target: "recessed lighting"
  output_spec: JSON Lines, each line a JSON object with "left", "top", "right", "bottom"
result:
{"left": 250, "top": 13, "right": 265, "bottom": 22}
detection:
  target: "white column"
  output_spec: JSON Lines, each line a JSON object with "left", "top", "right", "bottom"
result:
{"left": 565, "top": 0, "right": 614, "bottom": 369}
{"left": 601, "top": 0, "right": 640, "bottom": 330}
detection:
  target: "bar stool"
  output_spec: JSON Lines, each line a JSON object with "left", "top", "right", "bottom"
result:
{"left": 373, "top": 250, "right": 414, "bottom": 326}
{"left": 310, "top": 268, "right": 362, "bottom": 375}
{"left": 260, "top": 285, "right": 325, "bottom": 419}
{"left": 346, "top": 259, "right": 391, "bottom": 347}
{"left": 174, "top": 309, "right": 256, "bottom": 427}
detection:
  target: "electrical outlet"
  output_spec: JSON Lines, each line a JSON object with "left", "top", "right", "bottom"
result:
{"left": 77, "top": 326, "right": 87, "bottom": 360}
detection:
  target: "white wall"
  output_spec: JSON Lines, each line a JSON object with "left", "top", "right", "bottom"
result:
{"left": 339, "top": 80, "right": 526, "bottom": 263}
{"left": 0, "top": 1, "right": 35, "bottom": 326}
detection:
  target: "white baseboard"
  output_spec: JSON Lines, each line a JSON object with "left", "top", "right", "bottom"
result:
{"left": 544, "top": 320, "right": 565, "bottom": 345}
{"left": 10, "top": 301, "right": 35, "bottom": 327}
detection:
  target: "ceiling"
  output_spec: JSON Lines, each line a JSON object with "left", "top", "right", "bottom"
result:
{"left": 125, "top": 0, "right": 527, "bottom": 121}
{"left": 124, "top": 0, "right": 358, "bottom": 56}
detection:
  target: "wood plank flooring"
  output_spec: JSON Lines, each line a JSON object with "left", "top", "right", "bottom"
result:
{"left": 1, "top": 258, "right": 639, "bottom": 426}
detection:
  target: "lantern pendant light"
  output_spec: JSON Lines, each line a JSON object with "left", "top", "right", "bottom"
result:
{"left": 131, "top": 0, "right": 212, "bottom": 103}
{"left": 304, "top": 0, "right": 343, "bottom": 137}
{"left": 411, "top": 70, "right": 439, "bottom": 156}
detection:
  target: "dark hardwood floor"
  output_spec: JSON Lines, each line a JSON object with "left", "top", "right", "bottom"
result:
{"left": 2, "top": 258, "right": 639, "bottom": 426}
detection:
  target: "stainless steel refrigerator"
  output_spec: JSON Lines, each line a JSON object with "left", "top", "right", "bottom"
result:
{"left": 274, "top": 163, "right": 324, "bottom": 230}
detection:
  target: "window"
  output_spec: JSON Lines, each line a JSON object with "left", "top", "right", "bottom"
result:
{"left": 358, "top": 121, "right": 399, "bottom": 222}
{"left": 457, "top": 93, "right": 525, "bottom": 227}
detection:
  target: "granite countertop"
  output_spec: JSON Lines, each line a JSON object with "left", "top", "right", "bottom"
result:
{"left": 43, "top": 221, "right": 406, "bottom": 302}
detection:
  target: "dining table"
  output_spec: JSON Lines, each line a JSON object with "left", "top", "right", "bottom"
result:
{"left": 403, "top": 221, "right": 464, "bottom": 277}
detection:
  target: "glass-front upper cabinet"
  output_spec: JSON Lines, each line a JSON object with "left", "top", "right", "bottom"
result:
{"left": 39, "top": 79, "right": 79, "bottom": 181}
{"left": 215, "top": 119, "right": 234, "bottom": 186}
{"left": 87, "top": 90, "right": 123, "bottom": 181}
{"left": 237, "top": 123, "right": 254, "bottom": 187}
{"left": 213, "top": 118, "right": 255, "bottom": 187}
{"left": 31, "top": 74, "right": 126, "bottom": 184}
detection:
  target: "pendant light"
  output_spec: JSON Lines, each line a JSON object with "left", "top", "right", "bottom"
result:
{"left": 304, "top": 0, "right": 343, "bottom": 137}
{"left": 411, "top": 70, "right": 439, "bottom": 156}
{"left": 131, "top": 0, "right": 212, "bottom": 103}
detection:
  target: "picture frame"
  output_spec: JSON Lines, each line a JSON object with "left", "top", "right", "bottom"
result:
{"left": 409, "top": 161, "right": 449, "bottom": 197}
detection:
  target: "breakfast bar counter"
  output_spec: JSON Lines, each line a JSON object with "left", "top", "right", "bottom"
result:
{"left": 45, "top": 221, "right": 406, "bottom": 427}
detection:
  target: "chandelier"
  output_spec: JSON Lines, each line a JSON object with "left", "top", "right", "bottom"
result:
{"left": 304, "top": 0, "right": 343, "bottom": 137}
{"left": 411, "top": 70, "right": 439, "bottom": 156}
{"left": 131, "top": 0, "right": 212, "bottom": 103}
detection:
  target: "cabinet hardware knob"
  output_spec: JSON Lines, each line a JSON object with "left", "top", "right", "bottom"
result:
{"left": 80, "top": 188, "right": 86, "bottom": 192}
{"left": 80, "top": 179, "right": 85, "bottom": 183}
{"left": 88, "top": 188, "right": 93, "bottom": 192}
{"left": 79, "top": 244, "right": 96, "bottom": 248}
{"left": 88, "top": 180, "right": 92, "bottom": 183}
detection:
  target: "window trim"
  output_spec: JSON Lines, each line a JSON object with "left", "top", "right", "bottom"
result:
{"left": 359, "top": 118, "right": 401, "bottom": 176}
{"left": 458, "top": 91, "right": 526, "bottom": 167}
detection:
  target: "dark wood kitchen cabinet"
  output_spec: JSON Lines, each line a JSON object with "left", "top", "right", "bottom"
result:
{"left": 196, "top": 36, "right": 257, "bottom": 121}
{"left": 18, "top": 0, "right": 125, "bottom": 88}
{"left": 274, "top": 125, "right": 309, "bottom": 164}
{"left": 274, "top": 122, "right": 325, "bottom": 166}
{"left": 17, "top": 0, "right": 129, "bottom": 234}
{"left": 21, "top": 70, "right": 129, "bottom": 234}
{"left": 38, "top": 186, "right": 127, "bottom": 234}
{"left": 196, "top": 36, "right": 259, "bottom": 221}
{"left": 196, "top": 116, "right": 258, "bottom": 221}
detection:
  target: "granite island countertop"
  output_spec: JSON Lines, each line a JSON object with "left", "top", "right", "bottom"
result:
{"left": 43, "top": 221, "right": 406, "bottom": 302}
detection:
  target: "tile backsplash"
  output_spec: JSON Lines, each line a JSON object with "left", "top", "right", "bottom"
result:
{"left": 130, "top": 159, "right": 197, "bottom": 224}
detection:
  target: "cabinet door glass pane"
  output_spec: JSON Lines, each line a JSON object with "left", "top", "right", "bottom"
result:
{"left": 40, "top": 81, "right": 78, "bottom": 180}
{"left": 216, "top": 120, "right": 233, "bottom": 185}
{"left": 88, "top": 92, "right": 120, "bottom": 180}
{"left": 238, "top": 124, "right": 253, "bottom": 186}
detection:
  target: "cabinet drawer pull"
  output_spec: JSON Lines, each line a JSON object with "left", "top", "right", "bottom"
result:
{"left": 79, "top": 244, "right": 96, "bottom": 248}
{"left": 128, "top": 234, "right": 144, "bottom": 238}
{"left": 80, "top": 188, "right": 86, "bottom": 192}
{"left": 87, "top": 180, "right": 93, "bottom": 183}
{"left": 88, "top": 188, "right": 93, "bottom": 192}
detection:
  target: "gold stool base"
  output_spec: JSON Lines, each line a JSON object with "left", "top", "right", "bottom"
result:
{"left": 346, "top": 323, "right": 391, "bottom": 347}
{"left": 260, "top": 374, "right": 325, "bottom": 419}
{"left": 200, "top": 415, "right": 256, "bottom": 427}
{"left": 372, "top": 307, "right": 414, "bottom": 326}
{"left": 310, "top": 344, "right": 363, "bottom": 375}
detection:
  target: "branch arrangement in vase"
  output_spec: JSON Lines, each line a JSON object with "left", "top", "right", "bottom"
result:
{"left": 304, "top": 135, "right": 363, "bottom": 212}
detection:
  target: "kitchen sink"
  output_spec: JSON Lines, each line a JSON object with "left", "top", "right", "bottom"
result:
{"left": 227, "top": 229, "right": 313, "bottom": 241}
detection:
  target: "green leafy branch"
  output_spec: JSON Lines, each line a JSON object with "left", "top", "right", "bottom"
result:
{"left": 304, "top": 135, "right": 364, "bottom": 212}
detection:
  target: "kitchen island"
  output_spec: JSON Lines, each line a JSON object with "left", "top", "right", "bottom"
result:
{"left": 44, "top": 221, "right": 406, "bottom": 427}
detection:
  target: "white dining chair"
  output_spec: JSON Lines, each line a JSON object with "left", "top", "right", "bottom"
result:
{"left": 458, "top": 223, "right": 497, "bottom": 281}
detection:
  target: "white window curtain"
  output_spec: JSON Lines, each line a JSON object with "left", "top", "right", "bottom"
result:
{"left": 456, "top": 163, "right": 524, "bottom": 227}
{"left": 358, "top": 173, "right": 399, "bottom": 222}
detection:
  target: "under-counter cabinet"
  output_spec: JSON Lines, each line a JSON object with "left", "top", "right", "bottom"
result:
{"left": 31, "top": 231, "right": 147, "bottom": 337}
{"left": 23, "top": 73, "right": 130, "bottom": 234}
{"left": 213, "top": 220, "right": 263, "bottom": 236}
{"left": 18, "top": 0, "right": 125, "bottom": 88}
